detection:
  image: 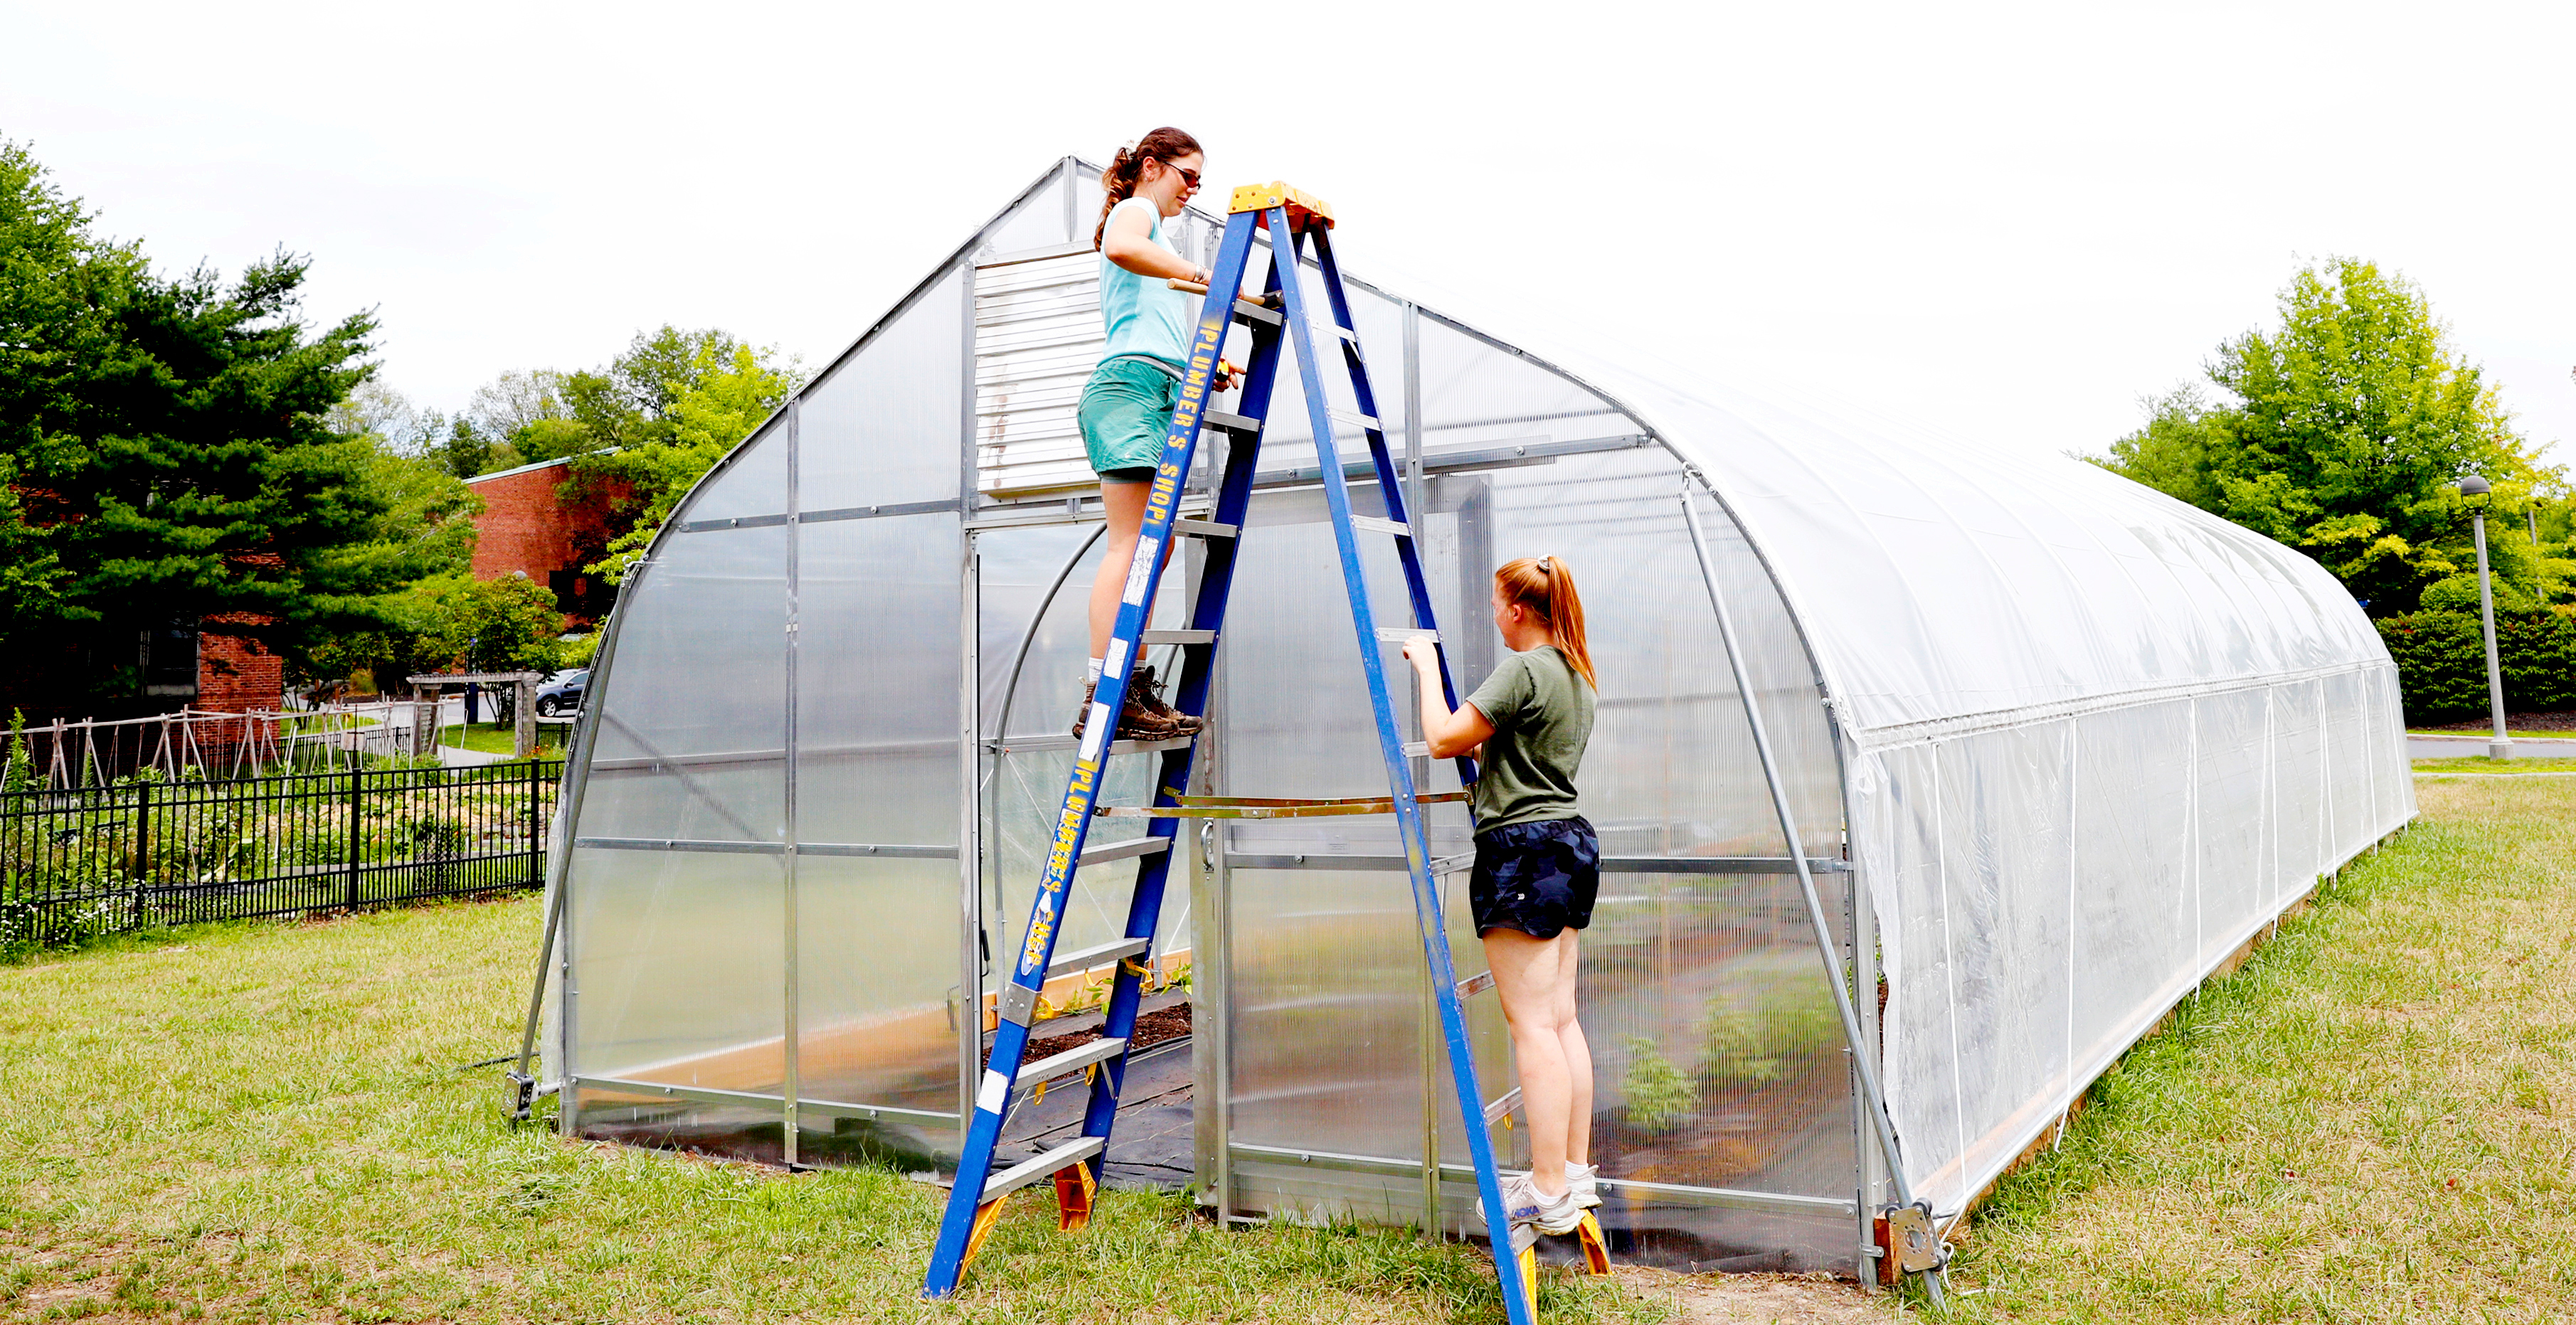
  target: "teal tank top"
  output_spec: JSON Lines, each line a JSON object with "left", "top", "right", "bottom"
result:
{"left": 1098, "top": 198, "right": 1192, "bottom": 371}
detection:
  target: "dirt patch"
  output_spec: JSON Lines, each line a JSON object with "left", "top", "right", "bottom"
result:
{"left": 1024, "top": 1001, "right": 1189, "bottom": 1063}
{"left": 1613, "top": 1265, "right": 1896, "bottom": 1322}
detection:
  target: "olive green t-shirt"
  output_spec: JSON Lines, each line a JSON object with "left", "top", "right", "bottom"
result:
{"left": 1462, "top": 644, "right": 1595, "bottom": 832}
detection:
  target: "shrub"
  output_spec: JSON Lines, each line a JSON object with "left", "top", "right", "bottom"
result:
{"left": 1619, "top": 1036, "right": 1697, "bottom": 1134}
{"left": 2378, "top": 607, "right": 2576, "bottom": 722}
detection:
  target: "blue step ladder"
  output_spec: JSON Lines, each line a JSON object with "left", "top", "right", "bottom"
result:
{"left": 921, "top": 183, "right": 1604, "bottom": 1319}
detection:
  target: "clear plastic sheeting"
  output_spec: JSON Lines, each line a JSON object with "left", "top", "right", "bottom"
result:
{"left": 542, "top": 158, "right": 2411, "bottom": 1279}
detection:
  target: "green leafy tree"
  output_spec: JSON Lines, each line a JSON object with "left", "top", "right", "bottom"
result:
{"left": 0, "top": 139, "right": 408, "bottom": 713}
{"left": 579, "top": 334, "right": 803, "bottom": 583}
{"left": 2096, "top": 258, "right": 2561, "bottom": 614}
{"left": 408, "top": 572, "right": 564, "bottom": 673}
{"left": 298, "top": 392, "right": 486, "bottom": 689}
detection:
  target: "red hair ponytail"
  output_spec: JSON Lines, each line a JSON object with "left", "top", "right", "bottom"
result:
{"left": 1495, "top": 555, "right": 1596, "bottom": 689}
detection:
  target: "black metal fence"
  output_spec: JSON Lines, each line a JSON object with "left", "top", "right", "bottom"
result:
{"left": 0, "top": 760, "right": 561, "bottom": 947}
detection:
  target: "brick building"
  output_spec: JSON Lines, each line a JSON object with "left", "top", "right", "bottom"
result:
{"left": 465, "top": 457, "right": 629, "bottom": 627}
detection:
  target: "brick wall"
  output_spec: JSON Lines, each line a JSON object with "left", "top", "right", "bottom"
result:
{"left": 195, "top": 612, "right": 282, "bottom": 759}
{"left": 466, "top": 459, "right": 627, "bottom": 627}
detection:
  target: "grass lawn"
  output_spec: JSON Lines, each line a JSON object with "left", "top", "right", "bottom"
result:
{"left": 2411, "top": 755, "right": 2576, "bottom": 775}
{"left": 12, "top": 777, "right": 2570, "bottom": 1321}
{"left": 0, "top": 899, "right": 1662, "bottom": 1324}
{"left": 439, "top": 720, "right": 570, "bottom": 757}
{"left": 1944, "top": 775, "right": 2576, "bottom": 1321}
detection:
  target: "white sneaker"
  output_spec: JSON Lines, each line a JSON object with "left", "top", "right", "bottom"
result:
{"left": 1568, "top": 1163, "right": 1601, "bottom": 1210}
{"left": 1481, "top": 1171, "right": 1584, "bottom": 1235}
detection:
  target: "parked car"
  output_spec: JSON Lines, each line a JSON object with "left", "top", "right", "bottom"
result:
{"left": 534, "top": 668, "right": 589, "bottom": 718}
{"left": 486, "top": 669, "right": 588, "bottom": 723}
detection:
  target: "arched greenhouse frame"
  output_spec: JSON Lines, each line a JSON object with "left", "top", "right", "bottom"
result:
{"left": 526, "top": 157, "right": 2413, "bottom": 1276}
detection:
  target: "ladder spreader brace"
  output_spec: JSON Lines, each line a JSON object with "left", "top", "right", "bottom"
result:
{"left": 919, "top": 183, "right": 1602, "bottom": 1319}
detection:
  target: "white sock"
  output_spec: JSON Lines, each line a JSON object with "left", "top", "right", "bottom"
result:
{"left": 1086, "top": 657, "right": 1103, "bottom": 685}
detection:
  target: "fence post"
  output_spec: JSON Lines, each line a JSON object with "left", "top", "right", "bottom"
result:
{"left": 527, "top": 756, "right": 542, "bottom": 886}
{"left": 132, "top": 778, "right": 152, "bottom": 930}
{"left": 346, "top": 765, "right": 363, "bottom": 909}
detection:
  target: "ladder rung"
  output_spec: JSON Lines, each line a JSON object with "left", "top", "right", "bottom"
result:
{"left": 1204, "top": 410, "right": 1261, "bottom": 435}
{"left": 986, "top": 733, "right": 1192, "bottom": 757}
{"left": 1044, "top": 935, "right": 1152, "bottom": 981}
{"left": 1233, "top": 298, "right": 1282, "bottom": 326}
{"left": 1483, "top": 1085, "right": 1522, "bottom": 1127}
{"left": 1433, "top": 852, "right": 1474, "bottom": 877}
{"left": 1401, "top": 740, "right": 1429, "bottom": 758}
{"left": 1327, "top": 408, "right": 1382, "bottom": 432}
{"left": 1015, "top": 1036, "right": 1128, "bottom": 1090}
{"left": 1172, "top": 517, "right": 1239, "bottom": 540}
{"left": 1374, "top": 627, "right": 1436, "bottom": 643}
{"left": 1350, "top": 514, "right": 1410, "bottom": 538}
{"left": 1138, "top": 629, "right": 1216, "bottom": 645}
{"left": 1331, "top": 323, "right": 1359, "bottom": 342}
{"left": 1110, "top": 735, "right": 1196, "bottom": 755}
{"left": 1075, "top": 836, "right": 1171, "bottom": 868}
{"left": 1456, "top": 969, "right": 1495, "bottom": 999}
{"left": 980, "top": 1137, "right": 1106, "bottom": 1202}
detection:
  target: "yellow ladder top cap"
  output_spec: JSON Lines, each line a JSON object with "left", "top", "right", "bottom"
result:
{"left": 1228, "top": 181, "right": 1335, "bottom": 228}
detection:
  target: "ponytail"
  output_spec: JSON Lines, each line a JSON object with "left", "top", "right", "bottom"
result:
{"left": 1495, "top": 555, "right": 1596, "bottom": 690}
{"left": 1094, "top": 127, "right": 1204, "bottom": 249}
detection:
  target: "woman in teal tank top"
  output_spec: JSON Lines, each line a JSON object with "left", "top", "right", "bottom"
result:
{"left": 1071, "top": 127, "right": 1230, "bottom": 740}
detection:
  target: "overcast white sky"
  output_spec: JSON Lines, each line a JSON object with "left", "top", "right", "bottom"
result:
{"left": 6, "top": 0, "right": 2570, "bottom": 464}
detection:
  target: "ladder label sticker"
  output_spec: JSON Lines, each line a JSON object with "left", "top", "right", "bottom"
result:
{"left": 1103, "top": 638, "right": 1130, "bottom": 680}
{"left": 1078, "top": 705, "right": 1111, "bottom": 762}
{"left": 1019, "top": 889, "right": 1059, "bottom": 974}
{"left": 976, "top": 1068, "right": 1010, "bottom": 1115}
{"left": 1120, "top": 536, "right": 1161, "bottom": 605}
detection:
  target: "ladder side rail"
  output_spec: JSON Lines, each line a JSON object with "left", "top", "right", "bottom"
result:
{"left": 1167, "top": 240, "right": 1289, "bottom": 747}
{"left": 922, "top": 207, "right": 1263, "bottom": 1300}
{"left": 1072, "top": 214, "right": 1288, "bottom": 1161}
{"left": 1268, "top": 215, "right": 1536, "bottom": 1325}
{"left": 1306, "top": 227, "right": 1482, "bottom": 792}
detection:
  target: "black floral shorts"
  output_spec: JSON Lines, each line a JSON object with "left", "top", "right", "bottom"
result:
{"left": 1468, "top": 816, "right": 1599, "bottom": 940}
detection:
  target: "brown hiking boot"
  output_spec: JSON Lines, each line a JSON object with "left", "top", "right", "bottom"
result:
{"left": 1070, "top": 679, "right": 1185, "bottom": 743}
{"left": 1130, "top": 664, "right": 1207, "bottom": 736}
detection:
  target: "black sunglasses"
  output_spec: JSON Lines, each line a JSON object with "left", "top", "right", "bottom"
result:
{"left": 1159, "top": 161, "right": 1201, "bottom": 188}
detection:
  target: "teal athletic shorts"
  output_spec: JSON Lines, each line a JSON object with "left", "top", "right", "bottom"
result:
{"left": 1078, "top": 356, "right": 1182, "bottom": 481}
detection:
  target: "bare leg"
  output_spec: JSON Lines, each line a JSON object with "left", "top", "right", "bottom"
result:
{"left": 1087, "top": 480, "right": 1152, "bottom": 661}
{"left": 1557, "top": 931, "right": 1592, "bottom": 1168}
{"left": 1485, "top": 926, "right": 1582, "bottom": 1198}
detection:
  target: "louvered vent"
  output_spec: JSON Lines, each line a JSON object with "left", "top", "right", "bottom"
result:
{"left": 974, "top": 242, "right": 1108, "bottom": 496}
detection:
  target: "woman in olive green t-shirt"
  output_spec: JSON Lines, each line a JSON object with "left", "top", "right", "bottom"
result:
{"left": 1402, "top": 555, "right": 1600, "bottom": 1238}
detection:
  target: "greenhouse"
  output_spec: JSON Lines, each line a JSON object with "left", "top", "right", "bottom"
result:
{"left": 527, "top": 157, "right": 2413, "bottom": 1277}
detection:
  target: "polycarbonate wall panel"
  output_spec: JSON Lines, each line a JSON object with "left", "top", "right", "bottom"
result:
{"left": 1862, "top": 665, "right": 2411, "bottom": 1215}
{"left": 1412, "top": 311, "right": 1634, "bottom": 453}
{"left": 568, "top": 845, "right": 785, "bottom": 1087}
{"left": 1213, "top": 439, "right": 1860, "bottom": 1267}
{"left": 795, "top": 512, "right": 961, "bottom": 848}
{"left": 788, "top": 511, "right": 965, "bottom": 1148}
{"left": 800, "top": 266, "right": 965, "bottom": 512}
{"left": 975, "top": 521, "right": 1193, "bottom": 1009}
{"left": 680, "top": 420, "right": 792, "bottom": 523}
{"left": 794, "top": 853, "right": 964, "bottom": 1133}
{"left": 982, "top": 170, "right": 1073, "bottom": 255}
{"left": 578, "top": 523, "right": 787, "bottom": 845}
{"left": 1228, "top": 867, "right": 1430, "bottom": 1163}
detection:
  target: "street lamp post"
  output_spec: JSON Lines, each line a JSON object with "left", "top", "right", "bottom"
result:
{"left": 2459, "top": 475, "right": 2512, "bottom": 761}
